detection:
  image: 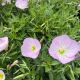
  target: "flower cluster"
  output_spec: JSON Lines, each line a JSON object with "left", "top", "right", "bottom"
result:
{"left": 0, "top": 35, "right": 80, "bottom": 64}
{"left": 20, "top": 35, "right": 80, "bottom": 64}
{"left": 1, "top": 1, "right": 80, "bottom": 80}
{"left": 0, "top": 35, "right": 80, "bottom": 80}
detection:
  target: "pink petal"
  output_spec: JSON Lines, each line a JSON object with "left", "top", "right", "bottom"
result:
{"left": 52, "top": 35, "right": 72, "bottom": 49}
{"left": 21, "top": 45, "right": 40, "bottom": 59}
{"left": 0, "top": 37, "right": 8, "bottom": 52}
{"left": 15, "top": 0, "right": 28, "bottom": 10}
{"left": 23, "top": 38, "right": 34, "bottom": 44}
{"left": 48, "top": 43, "right": 58, "bottom": 59}
{"left": 64, "top": 40, "right": 80, "bottom": 57}
{"left": 34, "top": 39, "right": 41, "bottom": 50}
{"left": 58, "top": 55, "right": 75, "bottom": 64}
{"left": 23, "top": 38, "right": 41, "bottom": 52}
{"left": 21, "top": 44, "right": 33, "bottom": 56}
{"left": 28, "top": 51, "right": 40, "bottom": 59}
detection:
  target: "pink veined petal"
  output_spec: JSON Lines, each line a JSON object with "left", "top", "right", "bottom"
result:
{"left": 34, "top": 39, "right": 41, "bottom": 50}
{"left": 52, "top": 35, "right": 72, "bottom": 49}
{"left": 23, "top": 38, "right": 41, "bottom": 52}
{"left": 58, "top": 55, "right": 75, "bottom": 64}
{"left": 48, "top": 43, "right": 59, "bottom": 59}
{"left": 0, "top": 37, "right": 8, "bottom": 44}
{"left": 64, "top": 40, "right": 80, "bottom": 58}
{"left": 21, "top": 44, "right": 31, "bottom": 55}
{"left": 50, "top": 39, "right": 61, "bottom": 51}
{"left": 21, "top": 44, "right": 40, "bottom": 59}
{"left": 28, "top": 51, "right": 40, "bottom": 59}
{"left": 0, "top": 37, "right": 8, "bottom": 52}
{"left": 48, "top": 49, "right": 59, "bottom": 59}
{"left": 15, "top": 0, "right": 28, "bottom": 9}
{"left": 23, "top": 38, "right": 34, "bottom": 44}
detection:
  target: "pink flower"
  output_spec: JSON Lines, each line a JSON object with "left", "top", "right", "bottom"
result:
{"left": 49, "top": 35, "right": 80, "bottom": 64}
{"left": 21, "top": 38, "right": 41, "bottom": 59}
{"left": 15, "top": 0, "right": 28, "bottom": 10}
{"left": 0, "top": 37, "right": 8, "bottom": 52}
{"left": 0, "top": 70, "right": 5, "bottom": 80}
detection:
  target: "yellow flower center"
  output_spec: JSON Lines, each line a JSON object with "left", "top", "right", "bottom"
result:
{"left": 0, "top": 73, "right": 4, "bottom": 79}
{"left": 58, "top": 48, "right": 65, "bottom": 54}
{"left": 31, "top": 45, "right": 36, "bottom": 51}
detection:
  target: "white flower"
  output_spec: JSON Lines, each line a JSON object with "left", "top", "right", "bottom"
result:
{"left": 0, "top": 70, "right": 5, "bottom": 80}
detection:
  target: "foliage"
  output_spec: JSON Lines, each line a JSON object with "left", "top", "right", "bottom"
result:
{"left": 0, "top": 0, "right": 80, "bottom": 80}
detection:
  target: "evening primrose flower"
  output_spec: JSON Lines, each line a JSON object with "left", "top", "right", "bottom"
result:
{"left": 0, "top": 37, "right": 8, "bottom": 52}
{"left": 15, "top": 0, "right": 28, "bottom": 10}
{"left": 21, "top": 38, "right": 41, "bottom": 59}
{"left": 0, "top": 70, "right": 5, "bottom": 80}
{"left": 49, "top": 35, "right": 80, "bottom": 64}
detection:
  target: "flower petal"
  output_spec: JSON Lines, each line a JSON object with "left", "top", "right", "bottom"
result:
{"left": 64, "top": 40, "right": 80, "bottom": 57}
{"left": 0, "top": 70, "right": 5, "bottom": 80}
{"left": 15, "top": 0, "right": 28, "bottom": 10}
{"left": 48, "top": 43, "right": 59, "bottom": 59}
{"left": 0, "top": 37, "right": 8, "bottom": 52}
{"left": 52, "top": 35, "right": 72, "bottom": 49}
{"left": 58, "top": 55, "right": 75, "bottom": 64}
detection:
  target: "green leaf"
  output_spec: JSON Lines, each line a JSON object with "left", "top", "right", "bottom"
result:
{"left": 73, "top": 68, "right": 80, "bottom": 74}
{"left": 13, "top": 73, "right": 29, "bottom": 80}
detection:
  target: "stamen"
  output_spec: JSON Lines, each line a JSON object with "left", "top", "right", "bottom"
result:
{"left": 0, "top": 73, "right": 3, "bottom": 79}
{"left": 58, "top": 48, "right": 65, "bottom": 54}
{"left": 31, "top": 45, "right": 36, "bottom": 51}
